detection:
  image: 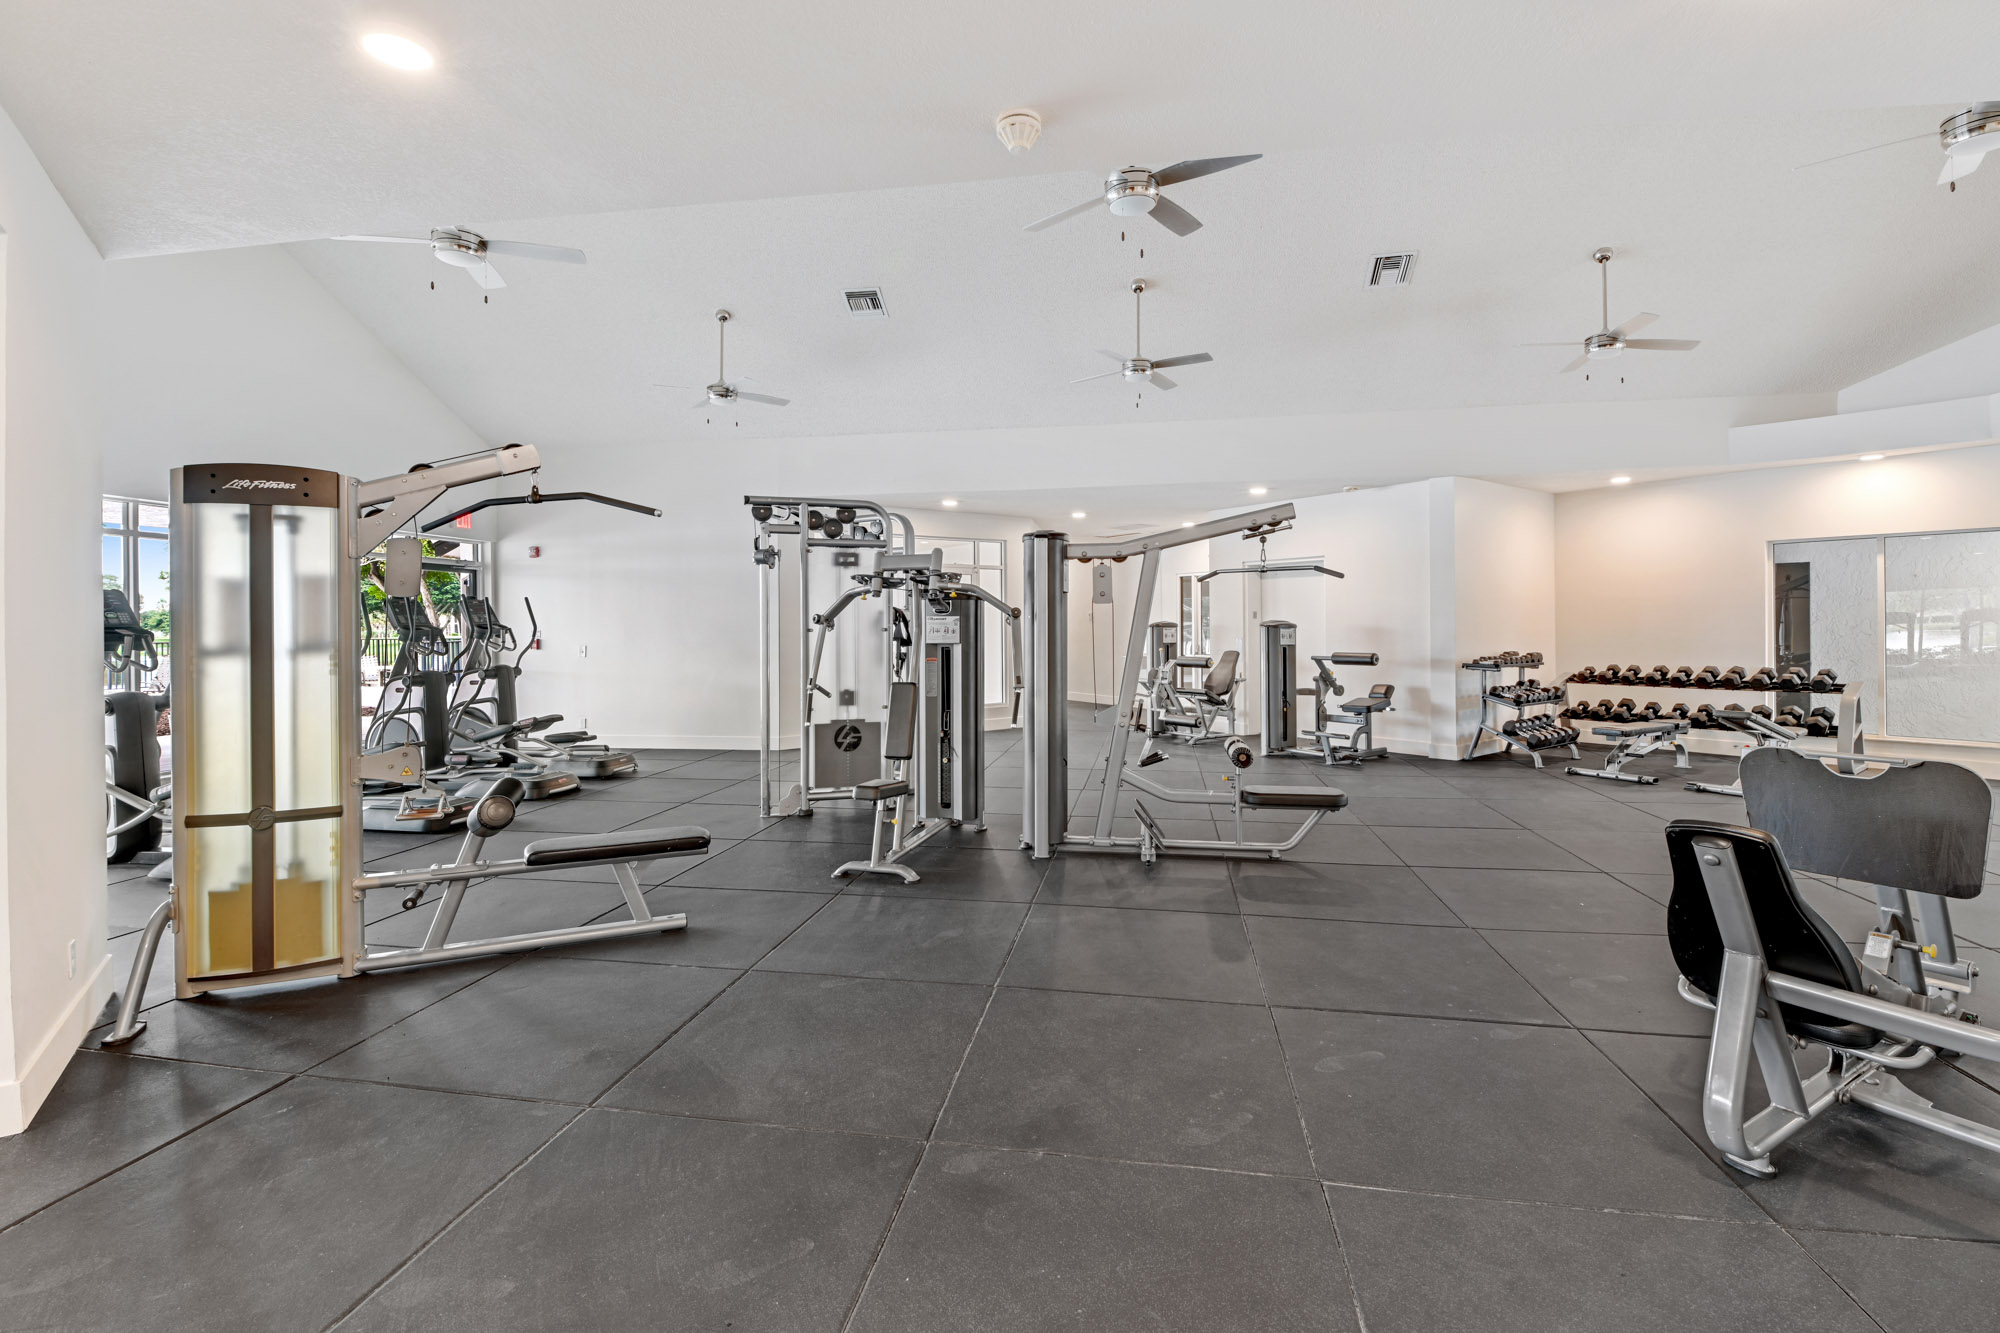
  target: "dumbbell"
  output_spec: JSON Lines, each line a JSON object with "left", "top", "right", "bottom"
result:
{"left": 1806, "top": 707, "right": 1837, "bottom": 736}
{"left": 1716, "top": 666, "right": 1748, "bottom": 689}
{"left": 1776, "top": 706, "right": 1805, "bottom": 729}
{"left": 1692, "top": 665, "right": 1721, "bottom": 687}
{"left": 1570, "top": 666, "right": 1597, "bottom": 683}
{"left": 1613, "top": 665, "right": 1641, "bottom": 684}
{"left": 1605, "top": 698, "right": 1635, "bottom": 722}
{"left": 1601, "top": 664, "right": 1622, "bottom": 682}
{"left": 1667, "top": 702, "right": 1691, "bottom": 720}
{"left": 1666, "top": 666, "right": 1695, "bottom": 687}
{"left": 1745, "top": 667, "right": 1779, "bottom": 690}
{"left": 1809, "top": 668, "right": 1840, "bottom": 692}
{"left": 1774, "top": 666, "right": 1808, "bottom": 692}
{"left": 1691, "top": 704, "right": 1719, "bottom": 728}
{"left": 1750, "top": 704, "right": 1774, "bottom": 721}
{"left": 1585, "top": 698, "right": 1612, "bottom": 720}
{"left": 1635, "top": 701, "right": 1663, "bottom": 720}
{"left": 1640, "top": 665, "right": 1670, "bottom": 686}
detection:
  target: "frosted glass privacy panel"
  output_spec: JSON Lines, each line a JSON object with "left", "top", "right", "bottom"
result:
{"left": 1885, "top": 532, "right": 2000, "bottom": 743}
{"left": 1772, "top": 539, "right": 1879, "bottom": 721}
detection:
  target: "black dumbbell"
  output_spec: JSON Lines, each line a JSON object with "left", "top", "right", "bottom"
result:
{"left": 1773, "top": 666, "right": 1808, "bottom": 691}
{"left": 1638, "top": 665, "right": 1667, "bottom": 686}
{"left": 1692, "top": 665, "right": 1720, "bottom": 687}
{"left": 1666, "top": 666, "right": 1694, "bottom": 687}
{"left": 1805, "top": 707, "right": 1836, "bottom": 736}
{"left": 1809, "top": 668, "right": 1840, "bottom": 692}
{"left": 1587, "top": 699, "right": 1613, "bottom": 720}
{"left": 1745, "top": 666, "right": 1779, "bottom": 690}
{"left": 1571, "top": 666, "right": 1597, "bottom": 683}
{"left": 1776, "top": 706, "right": 1805, "bottom": 729}
{"left": 1717, "top": 666, "right": 1747, "bottom": 689}
{"left": 1751, "top": 704, "right": 1774, "bottom": 720}
{"left": 1691, "top": 704, "right": 1718, "bottom": 728}
{"left": 1667, "top": 702, "right": 1691, "bottom": 720}
{"left": 1636, "top": 701, "right": 1663, "bottom": 720}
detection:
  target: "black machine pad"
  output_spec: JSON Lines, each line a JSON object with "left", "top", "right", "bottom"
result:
{"left": 1238, "top": 785, "right": 1350, "bottom": 811}
{"left": 523, "top": 827, "right": 711, "bottom": 866}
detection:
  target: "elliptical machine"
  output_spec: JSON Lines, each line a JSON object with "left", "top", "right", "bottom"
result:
{"left": 449, "top": 597, "right": 638, "bottom": 779}
{"left": 103, "top": 589, "right": 170, "bottom": 862}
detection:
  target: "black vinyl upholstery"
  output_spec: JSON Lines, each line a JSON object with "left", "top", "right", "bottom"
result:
{"left": 1664, "top": 820, "right": 1878, "bottom": 1049}
{"left": 854, "top": 777, "right": 911, "bottom": 802}
{"left": 523, "top": 827, "right": 711, "bottom": 866}
{"left": 1239, "top": 785, "right": 1350, "bottom": 810}
{"left": 883, "top": 681, "right": 918, "bottom": 762}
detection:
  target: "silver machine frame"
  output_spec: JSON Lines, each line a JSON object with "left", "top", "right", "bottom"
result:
{"left": 1260, "top": 624, "right": 1389, "bottom": 767}
{"left": 101, "top": 447, "right": 694, "bottom": 1045}
{"left": 748, "top": 496, "right": 1023, "bottom": 880}
{"left": 1022, "top": 505, "right": 1353, "bottom": 862}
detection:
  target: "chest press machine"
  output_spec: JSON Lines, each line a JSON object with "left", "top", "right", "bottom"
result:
{"left": 1019, "top": 507, "right": 1354, "bottom": 864}
{"left": 100, "top": 448, "right": 705, "bottom": 1046}
{"left": 1667, "top": 746, "right": 2000, "bottom": 1177}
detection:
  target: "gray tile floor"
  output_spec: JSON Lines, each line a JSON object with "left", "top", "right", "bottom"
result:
{"left": 8, "top": 709, "right": 2000, "bottom": 1330}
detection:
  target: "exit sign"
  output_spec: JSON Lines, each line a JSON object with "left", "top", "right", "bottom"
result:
{"left": 454, "top": 514, "right": 473, "bottom": 530}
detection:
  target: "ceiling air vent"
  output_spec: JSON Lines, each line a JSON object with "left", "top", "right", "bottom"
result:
{"left": 1367, "top": 253, "right": 1415, "bottom": 287}
{"left": 844, "top": 288, "right": 887, "bottom": 318}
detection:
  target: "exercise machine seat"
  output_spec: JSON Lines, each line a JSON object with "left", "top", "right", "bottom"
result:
{"left": 1178, "top": 650, "right": 1240, "bottom": 706}
{"left": 1341, "top": 684, "right": 1395, "bottom": 715}
{"left": 854, "top": 777, "right": 911, "bottom": 802}
{"left": 1238, "top": 785, "right": 1351, "bottom": 811}
{"left": 1664, "top": 820, "right": 1879, "bottom": 1050}
{"left": 523, "top": 827, "right": 711, "bottom": 866}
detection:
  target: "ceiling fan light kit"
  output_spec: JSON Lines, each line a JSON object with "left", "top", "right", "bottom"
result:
{"left": 330, "top": 226, "right": 586, "bottom": 291}
{"left": 1523, "top": 248, "right": 1702, "bottom": 376}
{"left": 1939, "top": 102, "right": 2000, "bottom": 185}
{"left": 1071, "top": 279, "right": 1214, "bottom": 393}
{"left": 1024, "top": 154, "right": 1261, "bottom": 236}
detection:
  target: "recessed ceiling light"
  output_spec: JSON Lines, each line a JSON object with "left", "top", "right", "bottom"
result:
{"left": 1071, "top": 511, "right": 1087, "bottom": 519}
{"left": 1181, "top": 521, "right": 1195, "bottom": 528}
{"left": 1248, "top": 486, "right": 1269, "bottom": 496}
{"left": 941, "top": 498, "right": 959, "bottom": 508}
{"left": 1609, "top": 476, "right": 1632, "bottom": 485}
{"left": 362, "top": 33, "right": 434, "bottom": 70}
{"left": 1858, "top": 453, "right": 1885, "bottom": 462}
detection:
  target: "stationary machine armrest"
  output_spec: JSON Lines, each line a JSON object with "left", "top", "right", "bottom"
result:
{"left": 1239, "top": 785, "right": 1350, "bottom": 810}
{"left": 522, "top": 827, "right": 711, "bottom": 865}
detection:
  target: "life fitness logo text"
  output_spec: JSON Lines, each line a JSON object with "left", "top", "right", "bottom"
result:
{"left": 222, "top": 478, "right": 298, "bottom": 491}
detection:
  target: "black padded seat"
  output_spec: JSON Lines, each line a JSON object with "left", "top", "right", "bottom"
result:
{"left": 854, "top": 778, "right": 911, "bottom": 802}
{"left": 522, "top": 827, "right": 711, "bottom": 866}
{"left": 1664, "top": 819, "right": 1879, "bottom": 1050}
{"left": 1592, "top": 720, "right": 1682, "bottom": 736}
{"left": 543, "top": 730, "right": 592, "bottom": 744}
{"left": 1238, "top": 785, "right": 1350, "bottom": 811}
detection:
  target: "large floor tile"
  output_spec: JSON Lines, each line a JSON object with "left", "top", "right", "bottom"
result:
{"left": 313, "top": 957, "right": 736, "bottom": 1102}
{"left": 939, "top": 987, "right": 1313, "bottom": 1173}
{"left": 852, "top": 844, "right": 1049, "bottom": 901}
{"left": 1793, "top": 1229, "right": 2000, "bottom": 1331}
{"left": 1247, "top": 916, "right": 1561, "bottom": 1023}
{"left": 0, "top": 1051, "right": 282, "bottom": 1228}
{"left": 752, "top": 805, "right": 889, "bottom": 843}
{"left": 548, "top": 884, "right": 833, "bottom": 968}
{"left": 503, "top": 797, "right": 678, "bottom": 834}
{"left": 1537, "top": 823, "right": 1676, "bottom": 875}
{"left": 1375, "top": 826, "right": 1595, "bottom": 872}
{"left": 1330, "top": 1186, "right": 1878, "bottom": 1333}
{"left": 1344, "top": 796, "right": 1520, "bottom": 828}
{"left": 363, "top": 875, "right": 632, "bottom": 949}
{"left": 604, "top": 970, "right": 988, "bottom": 1136}
{"left": 0, "top": 1077, "right": 571, "bottom": 1333}
{"left": 339, "top": 1109, "right": 919, "bottom": 1332}
{"left": 1001, "top": 904, "right": 1265, "bottom": 1004}
{"left": 1231, "top": 861, "right": 1459, "bottom": 925}
{"left": 756, "top": 894, "right": 1028, "bottom": 984}
{"left": 1277, "top": 1008, "right": 1756, "bottom": 1218}
{"left": 1278, "top": 823, "right": 1404, "bottom": 866}
{"left": 86, "top": 958, "right": 509, "bottom": 1071}
{"left": 1035, "top": 853, "right": 1238, "bottom": 912}
{"left": 1481, "top": 929, "right": 1710, "bottom": 1035}
{"left": 642, "top": 800, "right": 785, "bottom": 842}
{"left": 668, "top": 836, "right": 873, "bottom": 890}
{"left": 848, "top": 1147, "right": 1356, "bottom": 1333}
{"left": 1414, "top": 867, "right": 1668, "bottom": 933}
{"left": 1592, "top": 1030, "right": 2000, "bottom": 1241}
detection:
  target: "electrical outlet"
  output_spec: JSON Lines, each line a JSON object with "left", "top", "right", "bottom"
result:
{"left": 67, "top": 939, "right": 76, "bottom": 978}
{"left": 578, "top": 644, "right": 589, "bottom": 657}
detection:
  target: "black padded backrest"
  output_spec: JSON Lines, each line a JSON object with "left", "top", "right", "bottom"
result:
{"left": 1664, "top": 820, "right": 1875, "bottom": 1048}
{"left": 1741, "top": 746, "right": 1991, "bottom": 899}
{"left": 1370, "top": 684, "right": 1394, "bottom": 701}
{"left": 1204, "top": 650, "right": 1240, "bottom": 698}
{"left": 884, "top": 681, "right": 919, "bottom": 762}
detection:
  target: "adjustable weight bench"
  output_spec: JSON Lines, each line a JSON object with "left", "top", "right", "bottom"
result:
{"left": 1666, "top": 747, "right": 1999, "bottom": 1177}
{"left": 1565, "top": 717, "right": 1689, "bottom": 784}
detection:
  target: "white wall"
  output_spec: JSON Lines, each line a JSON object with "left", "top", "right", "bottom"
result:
{"left": 0, "top": 103, "right": 109, "bottom": 1135}
{"left": 1555, "top": 443, "right": 2000, "bottom": 767}
{"left": 1839, "top": 321, "right": 2000, "bottom": 415}
{"left": 98, "top": 246, "right": 487, "bottom": 501}
{"left": 1449, "top": 478, "right": 1558, "bottom": 751}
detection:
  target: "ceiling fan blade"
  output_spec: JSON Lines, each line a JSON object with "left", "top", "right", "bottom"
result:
{"left": 1147, "top": 352, "right": 1213, "bottom": 370}
{"left": 466, "top": 260, "right": 506, "bottom": 290}
{"left": 1145, "top": 372, "right": 1179, "bottom": 391}
{"left": 1071, "top": 369, "right": 1125, "bottom": 384}
{"left": 1609, "top": 312, "right": 1658, "bottom": 339}
{"left": 1939, "top": 150, "right": 1987, "bottom": 185}
{"left": 1557, "top": 355, "right": 1589, "bottom": 374}
{"left": 1148, "top": 195, "right": 1202, "bottom": 236}
{"left": 1793, "top": 131, "right": 1936, "bottom": 172}
{"left": 1024, "top": 195, "right": 1106, "bottom": 232}
{"left": 1152, "top": 154, "right": 1262, "bottom": 187}
{"left": 329, "top": 234, "right": 431, "bottom": 244}
{"left": 1622, "top": 339, "right": 1701, "bottom": 352}
{"left": 483, "top": 239, "right": 587, "bottom": 265}
{"left": 737, "top": 391, "right": 790, "bottom": 407}
{"left": 1518, "top": 342, "right": 1581, "bottom": 348}
{"left": 1097, "top": 348, "right": 1126, "bottom": 363}
{"left": 691, "top": 398, "right": 712, "bottom": 410}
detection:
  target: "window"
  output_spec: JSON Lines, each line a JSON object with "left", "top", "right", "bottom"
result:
{"left": 103, "top": 496, "right": 172, "bottom": 691}
{"left": 1772, "top": 529, "right": 2000, "bottom": 744}
{"left": 1178, "top": 574, "right": 1212, "bottom": 655}
{"left": 916, "top": 536, "right": 1009, "bottom": 707}
{"left": 359, "top": 533, "right": 490, "bottom": 682}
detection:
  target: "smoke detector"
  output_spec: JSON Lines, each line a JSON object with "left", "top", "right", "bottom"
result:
{"left": 995, "top": 108, "right": 1043, "bottom": 155}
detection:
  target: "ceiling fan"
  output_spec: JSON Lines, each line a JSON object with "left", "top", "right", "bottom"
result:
{"left": 1795, "top": 102, "right": 2000, "bottom": 188}
{"left": 1025, "top": 155, "right": 1261, "bottom": 236}
{"left": 659, "top": 310, "right": 790, "bottom": 410}
{"left": 328, "top": 226, "right": 586, "bottom": 289}
{"left": 1522, "top": 249, "right": 1700, "bottom": 375}
{"left": 1072, "top": 280, "right": 1212, "bottom": 391}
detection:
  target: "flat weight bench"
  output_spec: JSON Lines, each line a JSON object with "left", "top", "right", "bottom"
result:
{"left": 1565, "top": 718, "right": 1689, "bottom": 784}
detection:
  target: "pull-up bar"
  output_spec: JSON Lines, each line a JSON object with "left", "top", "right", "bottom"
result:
{"left": 420, "top": 483, "right": 662, "bottom": 532}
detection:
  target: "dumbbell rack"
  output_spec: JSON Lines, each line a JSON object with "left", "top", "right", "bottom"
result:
{"left": 1561, "top": 667, "right": 1845, "bottom": 737}
{"left": 1462, "top": 657, "right": 1577, "bottom": 768}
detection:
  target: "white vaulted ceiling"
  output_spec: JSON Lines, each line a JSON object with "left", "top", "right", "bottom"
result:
{"left": 6, "top": 0, "right": 2000, "bottom": 496}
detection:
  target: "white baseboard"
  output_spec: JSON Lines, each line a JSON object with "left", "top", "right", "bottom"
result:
{"left": 602, "top": 735, "right": 762, "bottom": 752}
{"left": 0, "top": 952, "right": 111, "bottom": 1137}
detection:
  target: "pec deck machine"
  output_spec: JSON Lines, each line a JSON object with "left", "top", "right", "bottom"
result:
{"left": 102, "top": 447, "right": 707, "bottom": 1041}
{"left": 1020, "top": 505, "right": 1354, "bottom": 863}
